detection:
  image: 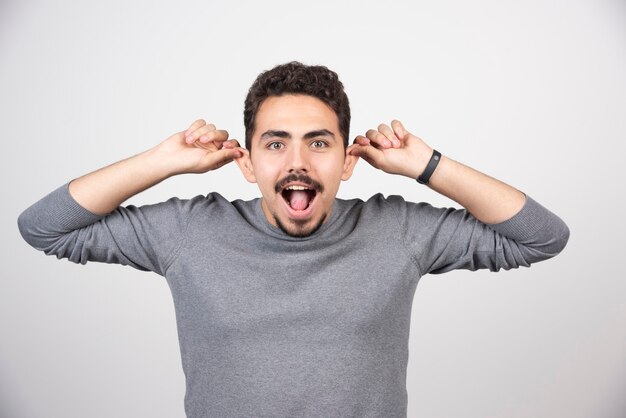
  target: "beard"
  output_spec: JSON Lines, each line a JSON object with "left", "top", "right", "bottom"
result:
{"left": 273, "top": 212, "right": 327, "bottom": 238}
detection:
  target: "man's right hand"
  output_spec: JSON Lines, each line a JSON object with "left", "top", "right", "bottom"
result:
{"left": 155, "top": 119, "right": 244, "bottom": 176}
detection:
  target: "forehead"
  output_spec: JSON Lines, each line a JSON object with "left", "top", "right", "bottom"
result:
{"left": 254, "top": 94, "right": 340, "bottom": 135}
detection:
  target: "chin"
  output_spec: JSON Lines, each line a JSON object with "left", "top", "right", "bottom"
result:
{"left": 274, "top": 213, "right": 327, "bottom": 238}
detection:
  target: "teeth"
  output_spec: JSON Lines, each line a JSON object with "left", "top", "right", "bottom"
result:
{"left": 285, "top": 185, "right": 310, "bottom": 191}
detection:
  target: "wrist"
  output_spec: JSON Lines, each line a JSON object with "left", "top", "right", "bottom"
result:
{"left": 401, "top": 144, "right": 433, "bottom": 179}
{"left": 145, "top": 144, "right": 184, "bottom": 179}
{"left": 416, "top": 149, "right": 442, "bottom": 185}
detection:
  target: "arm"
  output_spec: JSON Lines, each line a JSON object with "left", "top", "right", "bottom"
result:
{"left": 69, "top": 119, "right": 243, "bottom": 214}
{"left": 389, "top": 194, "right": 569, "bottom": 274}
{"left": 349, "top": 120, "right": 569, "bottom": 273}
{"left": 18, "top": 120, "right": 245, "bottom": 273}
{"left": 349, "top": 120, "right": 525, "bottom": 224}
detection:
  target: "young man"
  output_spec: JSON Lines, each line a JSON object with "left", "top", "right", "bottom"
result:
{"left": 18, "top": 62, "right": 569, "bottom": 417}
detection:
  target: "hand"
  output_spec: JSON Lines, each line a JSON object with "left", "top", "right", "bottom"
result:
{"left": 348, "top": 120, "right": 433, "bottom": 179}
{"left": 154, "top": 119, "right": 244, "bottom": 175}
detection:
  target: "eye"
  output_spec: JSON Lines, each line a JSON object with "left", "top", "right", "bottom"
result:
{"left": 267, "top": 142, "right": 284, "bottom": 150}
{"left": 311, "top": 140, "right": 327, "bottom": 149}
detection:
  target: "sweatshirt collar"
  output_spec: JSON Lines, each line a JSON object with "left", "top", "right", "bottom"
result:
{"left": 253, "top": 198, "right": 343, "bottom": 241}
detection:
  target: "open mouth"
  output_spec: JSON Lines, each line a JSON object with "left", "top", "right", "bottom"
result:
{"left": 281, "top": 185, "right": 317, "bottom": 211}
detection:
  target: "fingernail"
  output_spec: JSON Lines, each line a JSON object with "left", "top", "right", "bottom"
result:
{"left": 200, "top": 135, "right": 208, "bottom": 143}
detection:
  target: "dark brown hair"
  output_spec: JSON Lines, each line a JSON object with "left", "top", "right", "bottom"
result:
{"left": 243, "top": 61, "right": 350, "bottom": 150}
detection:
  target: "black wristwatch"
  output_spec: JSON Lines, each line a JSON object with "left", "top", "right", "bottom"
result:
{"left": 416, "top": 150, "right": 441, "bottom": 185}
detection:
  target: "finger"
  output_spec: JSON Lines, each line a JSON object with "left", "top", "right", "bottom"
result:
{"left": 346, "top": 143, "right": 362, "bottom": 159}
{"left": 208, "top": 147, "right": 244, "bottom": 169}
{"left": 378, "top": 123, "right": 401, "bottom": 148}
{"left": 348, "top": 143, "right": 384, "bottom": 168}
{"left": 353, "top": 135, "right": 370, "bottom": 146}
{"left": 365, "top": 129, "right": 393, "bottom": 149}
{"left": 186, "top": 123, "right": 218, "bottom": 144}
{"left": 187, "top": 123, "right": 217, "bottom": 143}
{"left": 221, "top": 139, "right": 241, "bottom": 149}
{"left": 233, "top": 146, "right": 247, "bottom": 158}
{"left": 346, "top": 143, "right": 359, "bottom": 153}
{"left": 198, "top": 129, "right": 229, "bottom": 144}
{"left": 185, "top": 119, "right": 207, "bottom": 137}
{"left": 391, "top": 120, "right": 407, "bottom": 141}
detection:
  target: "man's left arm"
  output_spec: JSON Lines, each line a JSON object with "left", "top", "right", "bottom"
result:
{"left": 349, "top": 120, "right": 529, "bottom": 224}
{"left": 348, "top": 120, "right": 570, "bottom": 272}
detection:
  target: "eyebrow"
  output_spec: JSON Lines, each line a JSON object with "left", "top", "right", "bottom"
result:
{"left": 259, "top": 129, "right": 336, "bottom": 141}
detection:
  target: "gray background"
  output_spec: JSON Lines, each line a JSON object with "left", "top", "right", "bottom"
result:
{"left": 1, "top": 0, "right": 625, "bottom": 417}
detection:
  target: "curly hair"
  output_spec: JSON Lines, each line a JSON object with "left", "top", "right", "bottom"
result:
{"left": 243, "top": 61, "right": 350, "bottom": 150}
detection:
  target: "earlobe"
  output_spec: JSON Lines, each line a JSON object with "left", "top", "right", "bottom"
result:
{"left": 341, "top": 147, "right": 360, "bottom": 181}
{"left": 234, "top": 149, "right": 257, "bottom": 183}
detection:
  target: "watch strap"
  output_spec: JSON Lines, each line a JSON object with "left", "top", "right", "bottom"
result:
{"left": 416, "top": 150, "right": 441, "bottom": 185}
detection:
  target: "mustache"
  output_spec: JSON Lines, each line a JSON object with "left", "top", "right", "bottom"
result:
{"left": 274, "top": 174, "right": 324, "bottom": 194}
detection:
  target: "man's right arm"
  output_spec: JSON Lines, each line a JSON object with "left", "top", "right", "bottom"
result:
{"left": 18, "top": 119, "right": 243, "bottom": 274}
{"left": 68, "top": 119, "right": 243, "bottom": 215}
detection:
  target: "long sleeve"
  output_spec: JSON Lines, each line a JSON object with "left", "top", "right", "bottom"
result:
{"left": 389, "top": 194, "right": 570, "bottom": 276}
{"left": 17, "top": 183, "right": 204, "bottom": 276}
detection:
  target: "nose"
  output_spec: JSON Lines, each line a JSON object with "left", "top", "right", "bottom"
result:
{"left": 287, "top": 142, "right": 310, "bottom": 173}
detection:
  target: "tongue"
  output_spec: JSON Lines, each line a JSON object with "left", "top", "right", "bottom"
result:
{"left": 289, "top": 190, "right": 310, "bottom": 211}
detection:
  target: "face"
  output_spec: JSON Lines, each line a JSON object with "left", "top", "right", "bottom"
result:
{"left": 236, "top": 94, "right": 358, "bottom": 237}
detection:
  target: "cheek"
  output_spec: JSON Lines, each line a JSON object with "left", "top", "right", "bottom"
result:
{"left": 253, "top": 152, "right": 283, "bottom": 169}
{"left": 317, "top": 156, "right": 346, "bottom": 182}
{"left": 313, "top": 151, "right": 342, "bottom": 168}
{"left": 250, "top": 160, "right": 278, "bottom": 188}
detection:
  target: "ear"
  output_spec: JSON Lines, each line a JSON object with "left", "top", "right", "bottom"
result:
{"left": 234, "top": 148, "right": 257, "bottom": 183}
{"left": 341, "top": 145, "right": 360, "bottom": 181}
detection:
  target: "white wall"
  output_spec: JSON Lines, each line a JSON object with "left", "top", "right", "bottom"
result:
{"left": 1, "top": 0, "right": 624, "bottom": 417}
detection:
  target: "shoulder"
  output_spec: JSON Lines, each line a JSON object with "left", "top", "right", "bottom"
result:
{"left": 120, "top": 192, "right": 241, "bottom": 221}
{"left": 356, "top": 193, "right": 441, "bottom": 213}
{"left": 332, "top": 193, "right": 433, "bottom": 223}
{"left": 349, "top": 194, "right": 463, "bottom": 226}
{"left": 175, "top": 192, "right": 259, "bottom": 223}
{"left": 148, "top": 191, "right": 232, "bottom": 208}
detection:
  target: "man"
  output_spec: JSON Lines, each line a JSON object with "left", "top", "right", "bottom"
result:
{"left": 18, "top": 61, "right": 569, "bottom": 417}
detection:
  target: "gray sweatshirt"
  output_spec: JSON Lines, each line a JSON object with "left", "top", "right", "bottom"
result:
{"left": 18, "top": 184, "right": 569, "bottom": 417}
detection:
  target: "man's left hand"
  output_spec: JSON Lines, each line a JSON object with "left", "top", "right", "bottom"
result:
{"left": 349, "top": 120, "right": 433, "bottom": 179}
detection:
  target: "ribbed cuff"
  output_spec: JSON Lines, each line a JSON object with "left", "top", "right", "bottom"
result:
{"left": 45, "top": 182, "right": 105, "bottom": 230}
{"left": 488, "top": 195, "right": 551, "bottom": 242}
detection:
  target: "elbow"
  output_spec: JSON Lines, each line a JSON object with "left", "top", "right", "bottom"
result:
{"left": 17, "top": 208, "right": 64, "bottom": 253}
{"left": 526, "top": 221, "right": 571, "bottom": 264}
{"left": 545, "top": 218, "right": 570, "bottom": 257}
{"left": 18, "top": 210, "right": 92, "bottom": 265}
{"left": 499, "top": 220, "right": 570, "bottom": 270}
{"left": 17, "top": 209, "right": 39, "bottom": 249}
{"left": 554, "top": 222, "right": 570, "bottom": 255}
